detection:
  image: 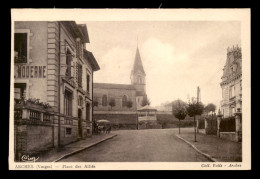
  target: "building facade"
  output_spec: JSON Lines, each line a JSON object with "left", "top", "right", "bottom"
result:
{"left": 13, "top": 21, "right": 99, "bottom": 159}
{"left": 220, "top": 46, "right": 242, "bottom": 118}
{"left": 93, "top": 47, "right": 147, "bottom": 113}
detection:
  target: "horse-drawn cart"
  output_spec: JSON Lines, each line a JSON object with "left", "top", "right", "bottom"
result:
{"left": 96, "top": 120, "right": 112, "bottom": 134}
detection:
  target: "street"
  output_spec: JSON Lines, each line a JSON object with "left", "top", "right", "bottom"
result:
{"left": 59, "top": 129, "right": 211, "bottom": 162}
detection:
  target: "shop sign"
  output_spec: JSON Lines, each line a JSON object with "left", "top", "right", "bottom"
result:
{"left": 14, "top": 65, "right": 46, "bottom": 78}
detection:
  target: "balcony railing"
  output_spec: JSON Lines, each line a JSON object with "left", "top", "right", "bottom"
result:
{"left": 29, "top": 110, "right": 41, "bottom": 121}
{"left": 14, "top": 98, "right": 54, "bottom": 123}
{"left": 62, "top": 76, "right": 76, "bottom": 88}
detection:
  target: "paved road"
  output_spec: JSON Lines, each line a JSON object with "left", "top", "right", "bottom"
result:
{"left": 59, "top": 129, "right": 210, "bottom": 162}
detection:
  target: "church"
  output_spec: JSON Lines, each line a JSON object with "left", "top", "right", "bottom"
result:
{"left": 93, "top": 46, "right": 147, "bottom": 113}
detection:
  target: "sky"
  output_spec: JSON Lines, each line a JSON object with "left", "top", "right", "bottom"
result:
{"left": 79, "top": 21, "right": 241, "bottom": 108}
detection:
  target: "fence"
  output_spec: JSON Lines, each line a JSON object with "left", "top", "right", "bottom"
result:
{"left": 205, "top": 116, "right": 217, "bottom": 135}
{"left": 219, "top": 116, "right": 236, "bottom": 132}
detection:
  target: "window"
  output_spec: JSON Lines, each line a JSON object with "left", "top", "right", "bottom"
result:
{"left": 14, "top": 83, "right": 26, "bottom": 99}
{"left": 78, "top": 64, "right": 82, "bottom": 88}
{"left": 102, "top": 95, "right": 107, "bottom": 106}
{"left": 65, "top": 118, "right": 73, "bottom": 125}
{"left": 64, "top": 90, "right": 72, "bottom": 116}
{"left": 229, "top": 86, "right": 235, "bottom": 98}
{"left": 14, "top": 33, "right": 27, "bottom": 63}
{"left": 66, "top": 128, "right": 72, "bottom": 135}
{"left": 78, "top": 95, "right": 83, "bottom": 106}
{"left": 76, "top": 40, "right": 83, "bottom": 59}
{"left": 86, "top": 103, "right": 90, "bottom": 121}
{"left": 231, "top": 107, "right": 235, "bottom": 116}
{"left": 66, "top": 50, "right": 72, "bottom": 77}
{"left": 122, "top": 95, "right": 127, "bottom": 107}
{"left": 87, "top": 74, "right": 90, "bottom": 92}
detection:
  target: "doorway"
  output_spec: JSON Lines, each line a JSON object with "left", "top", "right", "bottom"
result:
{"left": 78, "top": 109, "right": 82, "bottom": 138}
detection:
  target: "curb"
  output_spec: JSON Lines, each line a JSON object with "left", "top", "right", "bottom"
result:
{"left": 175, "top": 135, "right": 218, "bottom": 162}
{"left": 53, "top": 134, "right": 117, "bottom": 162}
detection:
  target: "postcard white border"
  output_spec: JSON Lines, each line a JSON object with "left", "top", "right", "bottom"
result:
{"left": 9, "top": 8, "right": 251, "bottom": 170}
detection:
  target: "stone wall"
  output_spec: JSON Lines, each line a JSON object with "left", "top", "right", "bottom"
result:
{"left": 26, "top": 125, "right": 54, "bottom": 152}
{"left": 220, "top": 132, "right": 237, "bottom": 142}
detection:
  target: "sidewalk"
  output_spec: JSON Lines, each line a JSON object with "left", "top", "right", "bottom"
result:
{"left": 176, "top": 129, "right": 242, "bottom": 162}
{"left": 36, "top": 133, "right": 117, "bottom": 162}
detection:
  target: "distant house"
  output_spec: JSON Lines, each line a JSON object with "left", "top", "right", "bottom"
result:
{"left": 220, "top": 46, "right": 242, "bottom": 117}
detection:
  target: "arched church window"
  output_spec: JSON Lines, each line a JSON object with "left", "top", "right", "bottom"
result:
{"left": 122, "top": 95, "right": 127, "bottom": 107}
{"left": 102, "top": 95, "right": 107, "bottom": 106}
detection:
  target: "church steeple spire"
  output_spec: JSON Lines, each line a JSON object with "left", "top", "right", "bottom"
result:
{"left": 132, "top": 46, "right": 146, "bottom": 75}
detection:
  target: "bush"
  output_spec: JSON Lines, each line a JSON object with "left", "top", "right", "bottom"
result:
{"left": 138, "top": 120, "right": 162, "bottom": 129}
{"left": 219, "top": 116, "right": 236, "bottom": 132}
{"left": 157, "top": 119, "right": 194, "bottom": 129}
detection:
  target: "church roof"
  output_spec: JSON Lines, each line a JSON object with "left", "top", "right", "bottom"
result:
{"left": 93, "top": 83, "right": 135, "bottom": 90}
{"left": 131, "top": 47, "right": 146, "bottom": 75}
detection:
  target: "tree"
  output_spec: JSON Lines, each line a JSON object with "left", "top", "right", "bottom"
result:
{"left": 172, "top": 100, "right": 187, "bottom": 134}
{"left": 204, "top": 103, "right": 216, "bottom": 115}
{"left": 126, "top": 100, "right": 133, "bottom": 108}
{"left": 141, "top": 96, "right": 151, "bottom": 106}
{"left": 108, "top": 98, "right": 116, "bottom": 110}
{"left": 186, "top": 99, "right": 204, "bottom": 142}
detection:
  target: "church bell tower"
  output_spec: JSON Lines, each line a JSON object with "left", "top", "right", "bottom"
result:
{"left": 130, "top": 46, "right": 147, "bottom": 108}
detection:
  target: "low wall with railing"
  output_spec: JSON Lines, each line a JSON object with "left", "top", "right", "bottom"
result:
{"left": 220, "top": 132, "right": 237, "bottom": 142}
{"left": 138, "top": 116, "right": 157, "bottom": 121}
{"left": 13, "top": 99, "right": 82, "bottom": 161}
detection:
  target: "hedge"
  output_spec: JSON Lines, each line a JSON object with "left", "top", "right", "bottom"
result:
{"left": 157, "top": 119, "right": 195, "bottom": 129}
{"left": 157, "top": 114, "right": 194, "bottom": 122}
